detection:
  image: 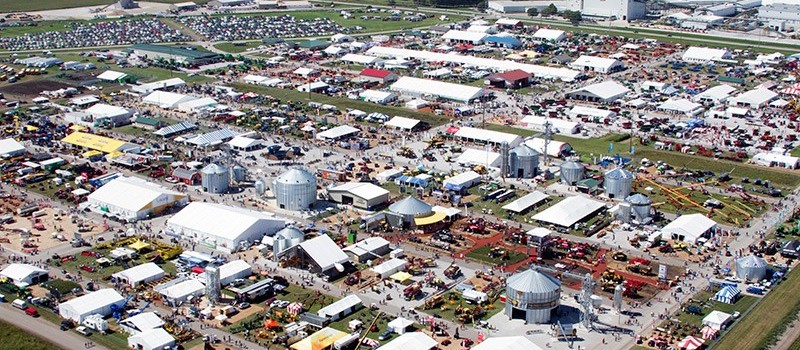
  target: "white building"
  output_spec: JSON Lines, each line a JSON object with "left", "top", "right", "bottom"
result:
{"left": 693, "top": 84, "right": 737, "bottom": 104}
{"left": 520, "top": 115, "right": 581, "bottom": 134}
{"left": 657, "top": 99, "right": 705, "bottom": 116}
{"left": 343, "top": 237, "right": 391, "bottom": 263}
{"left": 157, "top": 279, "right": 205, "bottom": 305}
{"left": 759, "top": 3, "right": 800, "bottom": 31}
{"left": 58, "top": 289, "right": 125, "bottom": 322}
{"left": 441, "top": 30, "right": 487, "bottom": 44}
{"left": 0, "top": 138, "right": 26, "bottom": 158}
{"left": 370, "top": 258, "right": 408, "bottom": 279}
{"left": 753, "top": 152, "right": 800, "bottom": 169}
{"left": 377, "top": 332, "right": 437, "bottom": 350}
{"left": 316, "top": 125, "right": 360, "bottom": 141}
{"left": 87, "top": 176, "right": 188, "bottom": 222}
{"left": 566, "top": 80, "right": 630, "bottom": 103}
{"left": 0, "top": 263, "right": 48, "bottom": 285}
{"left": 142, "top": 91, "right": 197, "bottom": 109}
{"left": 532, "top": 195, "right": 606, "bottom": 228}
{"left": 729, "top": 88, "right": 778, "bottom": 108}
{"left": 443, "top": 171, "right": 482, "bottom": 190}
{"left": 570, "top": 55, "right": 625, "bottom": 74}
{"left": 452, "top": 126, "right": 522, "bottom": 147}
{"left": 359, "top": 90, "right": 397, "bottom": 104}
{"left": 127, "top": 327, "right": 176, "bottom": 350}
{"left": 131, "top": 78, "right": 186, "bottom": 95}
{"left": 327, "top": 182, "right": 390, "bottom": 210}
{"left": 200, "top": 259, "right": 253, "bottom": 286}
{"left": 297, "top": 234, "right": 350, "bottom": 274}
{"left": 317, "top": 295, "right": 362, "bottom": 321}
{"left": 457, "top": 148, "right": 502, "bottom": 168}
{"left": 385, "top": 116, "right": 422, "bottom": 131}
{"left": 112, "top": 262, "right": 165, "bottom": 288}
{"left": 177, "top": 97, "right": 218, "bottom": 113}
{"left": 84, "top": 104, "right": 133, "bottom": 127}
{"left": 119, "top": 312, "right": 165, "bottom": 334}
{"left": 681, "top": 46, "right": 732, "bottom": 63}
{"left": 471, "top": 336, "right": 543, "bottom": 350}
{"left": 487, "top": 0, "right": 645, "bottom": 19}
{"left": 390, "top": 77, "right": 486, "bottom": 103}
{"left": 532, "top": 29, "right": 566, "bottom": 42}
{"left": 167, "top": 202, "right": 287, "bottom": 252}
{"left": 568, "top": 105, "right": 617, "bottom": 119}
{"left": 661, "top": 213, "right": 717, "bottom": 243}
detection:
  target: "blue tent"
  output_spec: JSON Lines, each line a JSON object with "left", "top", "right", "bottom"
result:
{"left": 486, "top": 36, "right": 522, "bottom": 49}
{"left": 713, "top": 285, "right": 741, "bottom": 304}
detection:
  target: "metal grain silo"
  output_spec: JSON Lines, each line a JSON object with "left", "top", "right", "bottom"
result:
{"left": 560, "top": 160, "right": 584, "bottom": 185}
{"left": 273, "top": 168, "right": 317, "bottom": 211}
{"left": 508, "top": 144, "right": 539, "bottom": 179}
{"left": 231, "top": 165, "right": 246, "bottom": 183}
{"left": 254, "top": 180, "right": 266, "bottom": 196}
{"left": 505, "top": 269, "right": 561, "bottom": 324}
{"left": 625, "top": 193, "right": 652, "bottom": 221}
{"left": 201, "top": 163, "right": 229, "bottom": 194}
{"left": 604, "top": 168, "right": 634, "bottom": 199}
{"left": 735, "top": 255, "right": 767, "bottom": 282}
{"left": 273, "top": 226, "right": 305, "bottom": 259}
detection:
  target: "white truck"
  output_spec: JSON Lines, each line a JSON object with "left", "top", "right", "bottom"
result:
{"left": 82, "top": 314, "right": 109, "bottom": 333}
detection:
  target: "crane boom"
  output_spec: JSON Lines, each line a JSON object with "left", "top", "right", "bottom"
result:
{"left": 359, "top": 311, "right": 383, "bottom": 346}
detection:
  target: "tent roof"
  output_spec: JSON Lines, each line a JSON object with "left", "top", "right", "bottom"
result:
{"left": 168, "top": 202, "right": 285, "bottom": 241}
{"left": 532, "top": 195, "right": 605, "bottom": 227}
{"left": 377, "top": 332, "right": 437, "bottom": 350}
{"left": 329, "top": 182, "right": 388, "bottom": 201}
{"left": 128, "top": 327, "right": 175, "bottom": 349}
{"left": 389, "top": 197, "right": 433, "bottom": 216}
{"left": 120, "top": 312, "right": 164, "bottom": 332}
{"left": 60, "top": 289, "right": 124, "bottom": 315}
{"left": 662, "top": 213, "right": 716, "bottom": 241}
{"left": 703, "top": 310, "right": 731, "bottom": 325}
{"left": 88, "top": 176, "right": 185, "bottom": 213}
{"left": 502, "top": 190, "right": 549, "bottom": 213}
{"left": 97, "top": 70, "right": 127, "bottom": 81}
{"left": 0, "top": 263, "right": 46, "bottom": 281}
{"left": 0, "top": 138, "right": 25, "bottom": 156}
{"left": 567, "top": 80, "right": 630, "bottom": 100}
{"left": 454, "top": 126, "right": 521, "bottom": 145}
{"left": 317, "top": 295, "right": 362, "bottom": 318}
{"left": 316, "top": 125, "right": 359, "bottom": 140}
{"left": 456, "top": 148, "right": 501, "bottom": 167}
{"left": 471, "top": 336, "right": 543, "bottom": 350}
{"left": 371, "top": 258, "right": 407, "bottom": 276}
{"left": 112, "top": 262, "right": 164, "bottom": 283}
{"left": 61, "top": 131, "right": 131, "bottom": 153}
{"left": 159, "top": 279, "right": 204, "bottom": 299}
{"left": 298, "top": 234, "right": 350, "bottom": 271}
{"left": 385, "top": 116, "right": 421, "bottom": 130}
{"left": 391, "top": 77, "right": 484, "bottom": 103}
{"left": 532, "top": 28, "right": 566, "bottom": 41}
{"left": 343, "top": 237, "right": 390, "bottom": 257}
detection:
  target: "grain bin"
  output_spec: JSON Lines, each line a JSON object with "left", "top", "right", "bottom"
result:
{"left": 505, "top": 269, "right": 561, "bottom": 324}
{"left": 273, "top": 168, "right": 317, "bottom": 211}
{"left": 201, "top": 163, "right": 229, "bottom": 194}
{"left": 230, "top": 165, "right": 246, "bottom": 183}
{"left": 508, "top": 144, "right": 540, "bottom": 179}
{"left": 560, "top": 160, "right": 584, "bottom": 185}
{"left": 735, "top": 255, "right": 767, "bottom": 282}
{"left": 604, "top": 168, "right": 634, "bottom": 199}
{"left": 625, "top": 193, "right": 652, "bottom": 221}
{"left": 254, "top": 180, "right": 266, "bottom": 196}
{"left": 386, "top": 196, "right": 433, "bottom": 228}
{"left": 272, "top": 226, "right": 305, "bottom": 259}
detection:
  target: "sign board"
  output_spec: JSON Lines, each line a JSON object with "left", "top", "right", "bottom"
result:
{"left": 658, "top": 264, "right": 667, "bottom": 280}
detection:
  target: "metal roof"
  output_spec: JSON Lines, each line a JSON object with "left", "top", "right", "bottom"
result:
{"left": 561, "top": 160, "right": 584, "bottom": 170}
{"left": 511, "top": 144, "right": 538, "bottom": 157}
{"left": 275, "top": 168, "right": 315, "bottom": 184}
{"left": 388, "top": 196, "right": 433, "bottom": 216}
{"left": 506, "top": 269, "right": 561, "bottom": 294}
{"left": 626, "top": 193, "right": 652, "bottom": 205}
{"left": 605, "top": 168, "right": 635, "bottom": 180}
{"left": 201, "top": 163, "right": 228, "bottom": 175}
{"left": 275, "top": 226, "right": 305, "bottom": 240}
{"left": 736, "top": 255, "right": 766, "bottom": 269}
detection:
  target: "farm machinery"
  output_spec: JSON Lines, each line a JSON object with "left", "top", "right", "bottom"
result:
{"left": 453, "top": 305, "right": 485, "bottom": 323}
{"left": 344, "top": 271, "right": 361, "bottom": 286}
{"left": 444, "top": 264, "right": 462, "bottom": 279}
{"left": 403, "top": 282, "right": 422, "bottom": 300}
{"left": 600, "top": 269, "right": 625, "bottom": 292}
{"left": 626, "top": 257, "right": 653, "bottom": 276}
{"left": 422, "top": 294, "right": 444, "bottom": 310}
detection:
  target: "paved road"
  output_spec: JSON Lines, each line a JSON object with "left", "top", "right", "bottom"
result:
{"left": 0, "top": 302, "right": 109, "bottom": 350}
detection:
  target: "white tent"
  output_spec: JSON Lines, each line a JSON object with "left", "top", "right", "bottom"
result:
{"left": 387, "top": 317, "right": 414, "bottom": 334}
{"left": 377, "top": 332, "right": 437, "bottom": 350}
{"left": 87, "top": 176, "right": 188, "bottom": 222}
{"left": 661, "top": 213, "right": 716, "bottom": 243}
{"left": 390, "top": 77, "right": 485, "bottom": 103}
{"left": 112, "top": 262, "right": 165, "bottom": 288}
{"left": 317, "top": 295, "right": 362, "bottom": 321}
{"left": 502, "top": 191, "right": 549, "bottom": 213}
{"left": 97, "top": 70, "right": 128, "bottom": 81}
{"left": 119, "top": 312, "right": 165, "bottom": 334}
{"left": 298, "top": 234, "right": 350, "bottom": 273}
{"left": 58, "top": 289, "right": 125, "bottom": 322}
{"left": 142, "top": 91, "right": 196, "bottom": 109}
{"left": 385, "top": 116, "right": 421, "bottom": 130}
{"left": 0, "top": 263, "right": 47, "bottom": 285}
{"left": 443, "top": 171, "right": 482, "bottom": 189}
{"left": 127, "top": 328, "right": 176, "bottom": 350}
{"left": 456, "top": 148, "right": 501, "bottom": 168}
{"left": 0, "top": 138, "right": 26, "bottom": 157}
{"left": 471, "top": 336, "right": 543, "bottom": 350}
{"left": 316, "top": 125, "right": 359, "bottom": 140}
{"left": 157, "top": 279, "right": 205, "bottom": 305}
{"left": 532, "top": 196, "right": 605, "bottom": 228}
{"left": 370, "top": 258, "right": 408, "bottom": 279}
{"left": 702, "top": 310, "right": 732, "bottom": 330}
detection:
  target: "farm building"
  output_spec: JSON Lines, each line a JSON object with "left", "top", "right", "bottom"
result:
{"left": 119, "top": 312, "right": 165, "bottom": 335}
{"left": 681, "top": 46, "right": 732, "bottom": 63}
{"left": 570, "top": 56, "right": 625, "bottom": 74}
{"left": 112, "top": 262, "right": 165, "bottom": 288}
{"left": 0, "top": 263, "right": 48, "bottom": 286}
{"left": 167, "top": 202, "right": 287, "bottom": 252}
{"left": 358, "top": 68, "right": 397, "bottom": 83}
{"left": 171, "top": 168, "right": 201, "bottom": 185}
{"left": 0, "top": 138, "right": 26, "bottom": 158}
{"left": 317, "top": 295, "right": 362, "bottom": 321}
{"left": 296, "top": 234, "right": 351, "bottom": 275}
{"left": 58, "top": 289, "right": 125, "bottom": 322}
{"left": 390, "top": 77, "right": 486, "bottom": 103}
{"left": 87, "top": 176, "right": 188, "bottom": 222}
{"left": 326, "top": 182, "right": 390, "bottom": 210}
{"left": 343, "top": 237, "right": 391, "bottom": 263}
{"left": 486, "top": 69, "right": 532, "bottom": 89}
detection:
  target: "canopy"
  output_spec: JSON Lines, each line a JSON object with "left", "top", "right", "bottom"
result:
{"left": 83, "top": 150, "right": 102, "bottom": 158}
{"left": 265, "top": 319, "right": 280, "bottom": 329}
{"left": 678, "top": 336, "right": 704, "bottom": 350}
{"left": 287, "top": 302, "right": 303, "bottom": 315}
{"left": 390, "top": 271, "right": 412, "bottom": 283}
{"left": 701, "top": 325, "right": 718, "bottom": 340}
{"left": 414, "top": 211, "right": 447, "bottom": 226}
{"left": 128, "top": 241, "right": 151, "bottom": 252}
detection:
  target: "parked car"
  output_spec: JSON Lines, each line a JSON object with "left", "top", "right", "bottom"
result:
{"left": 378, "top": 329, "right": 392, "bottom": 341}
{"left": 24, "top": 307, "right": 38, "bottom": 317}
{"left": 75, "top": 326, "right": 92, "bottom": 336}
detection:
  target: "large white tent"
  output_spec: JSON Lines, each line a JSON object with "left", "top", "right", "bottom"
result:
{"left": 112, "top": 262, "right": 165, "bottom": 288}
{"left": 87, "top": 176, "right": 188, "bottom": 222}
{"left": 471, "top": 336, "right": 544, "bottom": 350}
{"left": 370, "top": 258, "right": 408, "bottom": 279}
{"left": 367, "top": 46, "right": 581, "bottom": 81}
{"left": 457, "top": 148, "right": 502, "bottom": 168}
{"left": 702, "top": 310, "right": 732, "bottom": 330}
{"left": 532, "top": 196, "right": 605, "bottom": 228}
{"left": 661, "top": 213, "right": 717, "bottom": 243}
{"left": 453, "top": 126, "right": 522, "bottom": 147}
{"left": 119, "top": 312, "right": 165, "bottom": 334}
{"left": 167, "top": 202, "right": 286, "bottom": 252}
{"left": 58, "top": 289, "right": 125, "bottom": 322}
{"left": 0, "top": 263, "right": 48, "bottom": 285}
{"left": 390, "top": 77, "right": 485, "bottom": 103}
{"left": 297, "top": 234, "right": 350, "bottom": 273}
{"left": 377, "top": 332, "right": 437, "bottom": 350}
{"left": 0, "top": 138, "right": 26, "bottom": 157}
{"left": 127, "top": 327, "right": 176, "bottom": 350}
{"left": 502, "top": 190, "right": 549, "bottom": 213}
{"left": 156, "top": 279, "right": 205, "bottom": 305}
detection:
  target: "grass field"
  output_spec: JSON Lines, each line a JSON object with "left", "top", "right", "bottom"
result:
{"left": 466, "top": 245, "right": 528, "bottom": 266}
{"left": 713, "top": 266, "right": 800, "bottom": 349}
{"left": 415, "top": 291, "right": 505, "bottom": 326}
{"left": 229, "top": 82, "right": 451, "bottom": 127}
{"left": 213, "top": 42, "right": 262, "bottom": 54}
{"left": 673, "top": 290, "right": 758, "bottom": 327}
{"left": 552, "top": 134, "right": 800, "bottom": 190}
{"left": 0, "top": 0, "right": 207, "bottom": 13}
{"left": 0, "top": 320, "right": 64, "bottom": 350}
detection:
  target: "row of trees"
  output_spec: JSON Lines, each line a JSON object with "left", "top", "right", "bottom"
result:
{"left": 527, "top": 4, "right": 582, "bottom": 25}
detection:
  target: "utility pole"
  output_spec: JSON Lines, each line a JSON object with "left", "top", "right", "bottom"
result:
{"left": 543, "top": 120, "right": 552, "bottom": 166}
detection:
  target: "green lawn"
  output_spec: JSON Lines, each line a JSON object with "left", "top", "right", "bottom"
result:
{"left": 713, "top": 267, "right": 800, "bottom": 350}
{"left": 415, "top": 291, "right": 505, "bottom": 325}
{"left": 466, "top": 245, "right": 528, "bottom": 266}
{"left": 0, "top": 0, "right": 207, "bottom": 13}
{"left": 40, "top": 279, "right": 81, "bottom": 296}
{"left": 483, "top": 123, "right": 537, "bottom": 137}
{"left": 674, "top": 290, "right": 758, "bottom": 326}
{"left": 0, "top": 320, "right": 64, "bottom": 350}
{"left": 229, "top": 82, "right": 451, "bottom": 127}
{"left": 553, "top": 134, "right": 800, "bottom": 190}
{"left": 213, "top": 42, "right": 262, "bottom": 54}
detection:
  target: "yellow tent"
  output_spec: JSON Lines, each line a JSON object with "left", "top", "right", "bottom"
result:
{"left": 128, "top": 241, "right": 151, "bottom": 252}
{"left": 390, "top": 271, "right": 413, "bottom": 283}
{"left": 106, "top": 151, "right": 125, "bottom": 159}
{"left": 290, "top": 327, "right": 347, "bottom": 350}
{"left": 24, "top": 125, "right": 38, "bottom": 131}
{"left": 61, "top": 131, "right": 126, "bottom": 153}
{"left": 69, "top": 125, "right": 87, "bottom": 131}
{"left": 82, "top": 150, "right": 102, "bottom": 158}
{"left": 414, "top": 211, "right": 447, "bottom": 226}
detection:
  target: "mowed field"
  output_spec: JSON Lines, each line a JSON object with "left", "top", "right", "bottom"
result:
{"left": 0, "top": 0, "right": 207, "bottom": 13}
{"left": 0, "top": 320, "right": 64, "bottom": 350}
{"left": 713, "top": 266, "right": 800, "bottom": 350}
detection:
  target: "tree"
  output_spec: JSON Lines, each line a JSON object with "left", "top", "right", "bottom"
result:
{"left": 388, "top": 0, "right": 396, "bottom": 5}
{"left": 526, "top": 7, "right": 538, "bottom": 17}
{"left": 562, "top": 10, "right": 582, "bottom": 25}
{"left": 540, "top": 3, "right": 557, "bottom": 16}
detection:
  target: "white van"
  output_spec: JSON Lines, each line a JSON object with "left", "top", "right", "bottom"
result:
{"left": 11, "top": 299, "right": 26, "bottom": 309}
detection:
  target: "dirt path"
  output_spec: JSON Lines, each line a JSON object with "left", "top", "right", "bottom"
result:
{"left": 771, "top": 310, "right": 800, "bottom": 350}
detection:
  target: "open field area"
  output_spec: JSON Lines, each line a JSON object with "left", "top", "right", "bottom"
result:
{"left": 0, "top": 0, "right": 207, "bottom": 13}
{"left": 713, "top": 268, "right": 800, "bottom": 349}
{"left": 0, "top": 320, "right": 64, "bottom": 350}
